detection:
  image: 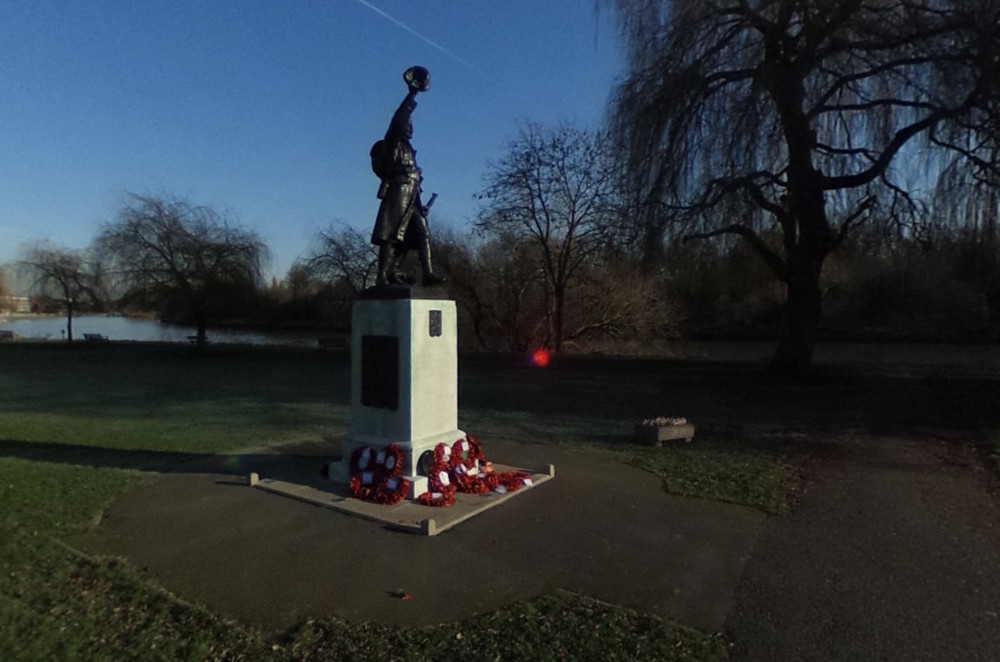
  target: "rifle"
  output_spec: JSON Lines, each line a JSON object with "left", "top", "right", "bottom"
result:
{"left": 423, "top": 192, "right": 438, "bottom": 216}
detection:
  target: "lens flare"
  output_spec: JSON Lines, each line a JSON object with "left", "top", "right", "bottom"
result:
{"left": 531, "top": 348, "right": 550, "bottom": 367}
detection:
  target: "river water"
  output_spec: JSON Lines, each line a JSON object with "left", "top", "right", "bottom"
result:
{"left": 0, "top": 315, "right": 330, "bottom": 348}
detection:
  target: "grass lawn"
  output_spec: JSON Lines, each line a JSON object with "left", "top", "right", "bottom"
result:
{"left": 0, "top": 342, "right": 806, "bottom": 661}
{"left": 619, "top": 442, "right": 796, "bottom": 515}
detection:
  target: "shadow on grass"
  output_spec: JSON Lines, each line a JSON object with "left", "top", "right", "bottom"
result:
{"left": 3, "top": 344, "right": 999, "bottom": 444}
{"left": 0, "top": 342, "right": 350, "bottom": 420}
{"left": 0, "top": 438, "right": 336, "bottom": 478}
{"left": 457, "top": 354, "right": 1000, "bottom": 443}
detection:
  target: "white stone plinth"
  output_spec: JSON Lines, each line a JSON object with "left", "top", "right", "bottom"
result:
{"left": 331, "top": 295, "right": 464, "bottom": 494}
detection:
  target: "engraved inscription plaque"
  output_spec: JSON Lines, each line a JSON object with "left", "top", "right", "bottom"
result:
{"left": 361, "top": 335, "right": 399, "bottom": 410}
{"left": 429, "top": 310, "right": 442, "bottom": 337}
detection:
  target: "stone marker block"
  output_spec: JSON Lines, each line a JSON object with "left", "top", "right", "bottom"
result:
{"left": 634, "top": 423, "right": 696, "bottom": 446}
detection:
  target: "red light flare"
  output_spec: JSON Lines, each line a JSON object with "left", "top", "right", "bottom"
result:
{"left": 530, "top": 348, "right": 550, "bottom": 367}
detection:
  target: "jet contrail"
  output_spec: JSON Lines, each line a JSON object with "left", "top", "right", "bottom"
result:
{"left": 348, "top": 0, "right": 500, "bottom": 85}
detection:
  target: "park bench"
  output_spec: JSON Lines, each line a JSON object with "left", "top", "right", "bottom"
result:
{"left": 83, "top": 333, "right": 108, "bottom": 342}
{"left": 0, "top": 330, "right": 14, "bottom": 341}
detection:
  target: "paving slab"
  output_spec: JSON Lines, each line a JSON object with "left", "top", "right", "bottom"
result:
{"left": 251, "top": 462, "right": 555, "bottom": 535}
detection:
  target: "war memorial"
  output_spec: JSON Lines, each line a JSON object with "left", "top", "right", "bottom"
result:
{"left": 253, "top": 67, "right": 553, "bottom": 534}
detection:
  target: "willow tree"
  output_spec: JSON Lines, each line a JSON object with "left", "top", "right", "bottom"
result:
{"left": 19, "top": 243, "right": 101, "bottom": 342}
{"left": 99, "top": 195, "right": 268, "bottom": 348}
{"left": 609, "top": 0, "right": 1000, "bottom": 373}
{"left": 301, "top": 223, "right": 378, "bottom": 295}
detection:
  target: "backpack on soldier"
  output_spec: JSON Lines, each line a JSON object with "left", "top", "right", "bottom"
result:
{"left": 370, "top": 139, "right": 392, "bottom": 180}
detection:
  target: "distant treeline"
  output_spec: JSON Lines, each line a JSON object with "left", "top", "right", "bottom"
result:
{"left": 260, "top": 223, "right": 999, "bottom": 350}
{"left": 6, "top": 213, "right": 997, "bottom": 351}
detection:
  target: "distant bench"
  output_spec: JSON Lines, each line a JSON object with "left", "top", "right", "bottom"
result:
{"left": 0, "top": 330, "right": 14, "bottom": 341}
{"left": 317, "top": 337, "right": 348, "bottom": 351}
{"left": 83, "top": 333, "right": 108, "bottom": 342}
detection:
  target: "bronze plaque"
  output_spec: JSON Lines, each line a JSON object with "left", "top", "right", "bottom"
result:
{"left": 429, "top": 310, "right": 442, "bottom": 337}
{"left": 361, "top": 335, "right": 399, "bottom": 410}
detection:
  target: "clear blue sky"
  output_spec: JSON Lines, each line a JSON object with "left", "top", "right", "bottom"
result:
{"left": 0, "top": 0, "right": 623, "bottom": 282}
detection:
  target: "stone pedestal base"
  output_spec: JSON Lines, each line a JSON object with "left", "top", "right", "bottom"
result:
{"left": 330, "top": 292, "right": 462, "bottom": 500}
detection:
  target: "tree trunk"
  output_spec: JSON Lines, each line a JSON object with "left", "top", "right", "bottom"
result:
{"left": 770, "top": 252, "right": 824, "bottom": 375}
{"left": 66, "top": 305, "right": 74, "bottom": 343}
{"left": 761, "top": 44, "right": 832, "bottom": 376}
{"left": 196, "top": 317, "right": 208, "bottom": 350}
{"left": 553, "top": 289, "right": 565, "bottom": 352}
{"left": 639, "top": 221, "right": 667, "bottom": 275}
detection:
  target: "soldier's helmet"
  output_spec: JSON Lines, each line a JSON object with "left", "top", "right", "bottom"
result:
{"left": 404, "top": 66, "right": 430, "bottom": 92}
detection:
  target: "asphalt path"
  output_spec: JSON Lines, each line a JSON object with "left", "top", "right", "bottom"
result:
{"left": 70, "top": 430, "right": 1000, "bottom": 660}
{"left": 728, "top": 434, "right": 1000, "bottom": 661}
{"left": 74, "top": 440, "right": 764, "bottom": 634}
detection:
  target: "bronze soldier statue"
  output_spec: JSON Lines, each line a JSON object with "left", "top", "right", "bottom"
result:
{"left": 370, "top": 66, "right": 445, "bottom": 287}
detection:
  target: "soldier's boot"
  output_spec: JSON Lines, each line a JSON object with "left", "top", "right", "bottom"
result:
{"left": 389, "top": 247, "right": 415, "bottom": 285}
{"left": 376, "top": 245, "right": 393, "bottom": 286}
{"left": 418, "top": 238, "right": 446, "bottom": 287}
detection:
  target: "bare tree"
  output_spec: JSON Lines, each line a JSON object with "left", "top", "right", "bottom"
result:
{"left": 435, "top": 230, "right": 551, "bottom": 352}
{"left": 436, "top": 229, "right": 679, "bottom": 352}
{"left": 19, "top": 242, "right": 101, "bottom": 342}
{"left": 608, "top": 0, "right": 1000, "bottom": 373}
{"left": 477, "top": 122, "right": 622, "bottom": 351}
{"left": 300, "top": 223, "right": 378, "bottom": 295}
{"left": 282, "top": 263, "right": 317, "bottom": 301}
{"left": 98, "top": 195, "right": 268, "bottom": 348}
{"left": 565, "top": 252, "right": 682, "bottom": 348}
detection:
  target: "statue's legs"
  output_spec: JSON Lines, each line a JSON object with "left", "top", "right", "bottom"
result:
{"left": 376, "top": 243, "right": 394, "bottom": 286}
{"left": 374, "top": 202, "right": 445, "bottom": 287}
{"left": 417, "top": 234, "right": 445, "bottom": 287}
{"left": 372, "top": 181, "right": 416, "bottom": 286}
{"left": 389, "top": 246, "right": 415, "bottom": 285}
{"left": 406, "top": 212, "right": 445, "bottom": 287}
